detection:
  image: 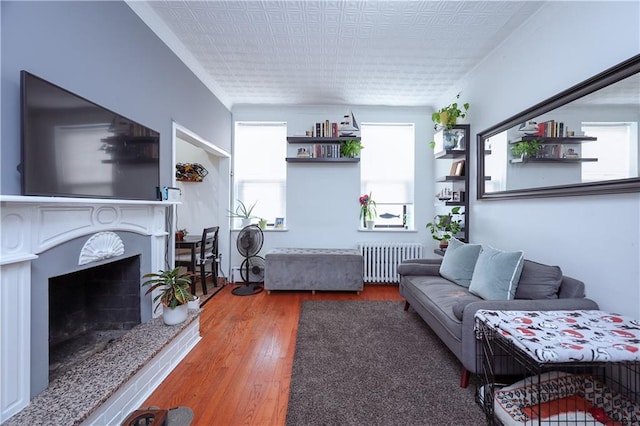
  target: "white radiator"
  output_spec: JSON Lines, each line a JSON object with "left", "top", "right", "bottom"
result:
{"left": 358, "top": 242, "right": 423, "bottom": 283}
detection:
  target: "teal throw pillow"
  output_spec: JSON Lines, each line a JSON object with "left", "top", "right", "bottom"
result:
{"left": 469, "top": 245, "right": 525, "bottom": 300}
{"left": 439, "top": 238, "right": 482, "bottom": 288}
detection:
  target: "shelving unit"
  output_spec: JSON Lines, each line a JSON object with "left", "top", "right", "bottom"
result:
{"left": 286, "top": 157, "right": 359, "bottom": 163}
{"left": 509, "top": 135, "right": 598, "bottom": 163}
{"left": 510, "top": 157, "right": 598, "bottom": 164}
{"left": 433, "top": 149, "right": 465, "bottom": 159}
{"left": 287, "top": 136, "right": 358, "bottom": 144}
{"left": 436, "top": 175, "right": 465, "bottom": 182}
{"left": 432, "top": 124, "right": 470, "bottom": 252}
{"left": 285, "top": 136, "right": 361, "bottom": 163}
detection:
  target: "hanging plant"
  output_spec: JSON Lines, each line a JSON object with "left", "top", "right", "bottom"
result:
{"left": 432, "top": 95, "right": 469, "bottom": 131}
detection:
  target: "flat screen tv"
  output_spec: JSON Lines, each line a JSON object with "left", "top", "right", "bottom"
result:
{"left": 20, "top": 71, "right": 161, "bottom": 200}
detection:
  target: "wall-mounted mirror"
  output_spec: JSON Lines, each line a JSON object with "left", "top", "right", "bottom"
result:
{"left": 478, "top": 54, "right": 640, "bottom": 199}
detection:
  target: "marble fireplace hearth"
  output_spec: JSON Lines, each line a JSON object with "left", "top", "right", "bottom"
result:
{"left": 0, "top": 195, "right": 200, "bottom": 424}
{"left": 3, "top": 310, "right": 200, "bottom": 426}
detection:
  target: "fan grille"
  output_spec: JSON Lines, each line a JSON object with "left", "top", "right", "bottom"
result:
{"left": 236, "top": 225, "right": 264, "bottom": 258}
{"left": 240, "top": 256, "right": 265, "bottom": 283}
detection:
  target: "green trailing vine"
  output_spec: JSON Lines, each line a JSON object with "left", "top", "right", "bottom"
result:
{"left": 429, "top": 93, "right": 469, "bottom": 149}
{"left": 426, "top": 206, "right": 463, "bottom": 242}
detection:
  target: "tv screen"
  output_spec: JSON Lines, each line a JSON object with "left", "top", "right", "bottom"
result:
{"left": 20, "top": 71, "right": 160, "bottom": 201}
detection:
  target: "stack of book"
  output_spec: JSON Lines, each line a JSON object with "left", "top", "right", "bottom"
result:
{"left": 539, "top": 144, "right": 563, "bottom": 159}
{"left": 311, "top": 144, "right": 341, "bottom": 158}
{"left": 313, "top": 120, "right": 339, "bottom": 137}
{"left": 535, "top": 120, "right": 565, "bottom": 137}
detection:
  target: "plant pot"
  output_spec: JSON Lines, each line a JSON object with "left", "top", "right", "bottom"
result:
{"left": 175, "top": 231, "right": 185, "bottom": 241}
{"left": 443, "top": 131, "right": 461, "bottom": 150}
{"left": 258, "top": 219, "right": 267, "bottom": 230}
{"left": 366, "top": 220, "right": 374, "bottom": 230}
{"left": 163, "top": 304, "right": 188, "bottom": 325}
{"left": 439, "top": 111, "right": 449, "bottom": 127}
{"left": 241, "top": 218, "right": 251, "bottom": 228}
{"left": 439, "top": 240, "right": 449, "bottom": 250}
{"left": 187, "top": 296, "right": 200, "bottom": 310}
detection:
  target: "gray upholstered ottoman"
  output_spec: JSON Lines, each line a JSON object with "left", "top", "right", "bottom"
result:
{"left": 264, "top": 248, "right": 364, "bottom": 294}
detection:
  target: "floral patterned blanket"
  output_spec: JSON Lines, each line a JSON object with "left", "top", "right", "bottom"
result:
{"left": 475, "top": 310, "right": 640, "bottom": 363}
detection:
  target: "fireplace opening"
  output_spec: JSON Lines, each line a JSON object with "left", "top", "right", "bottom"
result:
{"left": 49, "top": 256, "right": 141, "bottom": 382}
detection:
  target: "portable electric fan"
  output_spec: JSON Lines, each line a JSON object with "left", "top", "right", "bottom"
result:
{"left": 232, "top": 224, "right": 265, "bottom": 296}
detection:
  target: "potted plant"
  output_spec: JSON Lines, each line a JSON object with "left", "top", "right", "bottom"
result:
{"left": 340, "top": 139, "right": 364, "bottom": 158}
{"left": 429, "top": 94, "right": 469, "bottom": 149}
{"left": 426, "top": 206, "right": 463, "bottom": 249}
{"left": 258, "top": 218, "right": 268, "bottom": 230}
{"left": 175, "top": 228, "right": 187, "bottom": 241}
{"left": 359, "top": 192, "right": 377, "bottom": 229}
{"left": 227, "top": 200, "right": 257, "bottom": 227}
{"left": 510, "top": 139, "right": 541, "bottom": 160}
{"left": 142, "top": 267, "right": 195, "bottom": 325}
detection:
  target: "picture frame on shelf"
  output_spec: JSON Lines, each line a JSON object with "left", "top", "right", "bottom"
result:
{"left": 296, "top": 147, "right": 311, "bottom": 158}
{"left": 452, "top": 160, "right": 465, "bottom": 176}
{"left": 452, "top": 192, "right": 460, "bottom": 202}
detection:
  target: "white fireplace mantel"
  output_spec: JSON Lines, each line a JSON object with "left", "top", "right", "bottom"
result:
{"left": 0, "top": 195, "right": 174, "bottom": 422}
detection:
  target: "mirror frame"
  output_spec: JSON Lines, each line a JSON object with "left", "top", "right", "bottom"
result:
{"left": 477, "top": 54, "right": 640, "bottom": 200}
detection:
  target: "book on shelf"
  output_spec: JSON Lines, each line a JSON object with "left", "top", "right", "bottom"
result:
{"left": 311, "top": 143, "right": 340, "bottom": 158}
{"left": 313, "top": 120, "right": 340, "bottom": 137}
{"left": 535, "top": 120, "right": 565, "bottom": 138}
{"left": 539, "top": 144, "right": 562, "bottom": 158}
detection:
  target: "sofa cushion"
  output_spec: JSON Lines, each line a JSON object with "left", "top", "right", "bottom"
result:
{"left": 439, "top": 238, "right": 482, "bottom": 288}
{"left": 515, "top": 260, "right": 563, "bottom": 299}
{"left": 403, "top": 279, "right": 474, "bottom": 339}
{"left": 469, "top": 245, "right": 524, "bottom": 300}
{"left": 397, "top": 262, "right": 441, "bottom": 276}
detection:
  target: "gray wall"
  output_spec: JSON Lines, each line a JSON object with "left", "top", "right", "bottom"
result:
{"left": 453, "top": 1, "right": 640, "bottom": 317}
{"left": 1, "top": 0, "right": 231, "bottom": 196}
{"left": 230, "top": 105, "right": 432, "bottom": 272}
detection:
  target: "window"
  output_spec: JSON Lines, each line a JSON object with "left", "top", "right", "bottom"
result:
{"left": 581, "top": 122, "right": 638, "bottom": 182}
{"left": 233, "top": 122, "right": 286, "bottom": 228}
{"left": 55, "top": 124, "right": 114, "bottom": 195}
{"left": 360, "top": 123, "right": 415, "bottom": 229}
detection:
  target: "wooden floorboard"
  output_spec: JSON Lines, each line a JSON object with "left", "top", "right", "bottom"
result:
{"left": 143, "top": 284, "right": 403, "bottom": 425}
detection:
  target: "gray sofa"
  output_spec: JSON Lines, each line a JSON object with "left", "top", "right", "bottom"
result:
{"left": 398, "top": 255, "right": 599, "bottom": 387}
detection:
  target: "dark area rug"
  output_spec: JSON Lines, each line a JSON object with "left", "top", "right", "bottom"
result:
{"left": 286, "top": 300, "right": 485, "bottom": 426}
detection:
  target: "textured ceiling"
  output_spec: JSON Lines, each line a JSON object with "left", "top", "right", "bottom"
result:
{"left": 129, "top": 1, "right": 545, "bottom": 109}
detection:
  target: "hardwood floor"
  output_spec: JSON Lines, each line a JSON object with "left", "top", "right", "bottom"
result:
{"left": 143, "top": 284, "right": 404, "bottom": 425}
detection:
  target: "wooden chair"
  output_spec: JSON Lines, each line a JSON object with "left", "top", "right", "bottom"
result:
{"left": 175, "top": 226, "right": 219, "bottom": 295}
